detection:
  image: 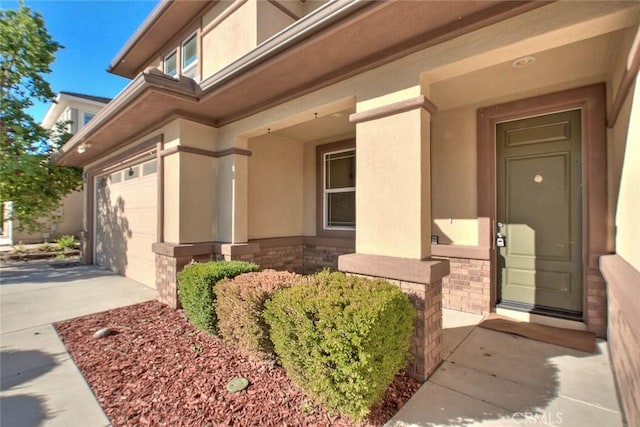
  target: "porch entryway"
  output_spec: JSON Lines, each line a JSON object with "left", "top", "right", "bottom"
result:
{"left": 387, "top": 309, "right": 623, "bottom": 426}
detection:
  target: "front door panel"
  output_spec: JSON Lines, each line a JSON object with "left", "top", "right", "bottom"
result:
{"left": 497, "top": 110, "right": 582, "bottom": 314}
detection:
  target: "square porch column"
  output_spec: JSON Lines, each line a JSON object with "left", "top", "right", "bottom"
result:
{"left": 153, "top": 120, "right": 255, "bottom": 307}
{"left": 342, "top": 91, "right": 448, "bottom": 381}
{"left": 351, "top": 94, "right": 436, "bottom": 260}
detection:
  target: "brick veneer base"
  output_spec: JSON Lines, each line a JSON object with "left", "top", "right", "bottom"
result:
{"left": 303, "top": 244, "right": 354, "bottom": 274}
{"left": 153, "top": 238, "right": 354, "bottom": 308}
{"left": 608, "top": 301, "right": 640, "bottom": 427}
{"left": 585, "top": 270, "right": 607, "bottom": 338}
{"left": 601, "top": 255, "right": 640, "bottom": 427}
{"left": 251, "top": 245, "right": 303, "bottom": 273}
{"left": 343, "top": 274, "right": 442, "bottom": 381}
{"left": 155, "top": 252, "right": 214, "bottom": 308}
{"left": 438, "top": 257, "right": 491, "bottom": 315}
{"left": 389, "top": 278, "right": 442, "bottom": 381}
{"left": 339, "top": 254, "right": 448, "bottom": 381}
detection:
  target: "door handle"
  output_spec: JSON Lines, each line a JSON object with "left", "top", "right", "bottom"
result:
{"left": 496, "top": 222, "right": 506, "bottom": 247}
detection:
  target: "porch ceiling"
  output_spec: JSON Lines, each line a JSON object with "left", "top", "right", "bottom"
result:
{"left": 431, "top": 28, "right": 630, "bottom": 112}
{"left": 56, "top": 0, "right": 547, "bottom": 167}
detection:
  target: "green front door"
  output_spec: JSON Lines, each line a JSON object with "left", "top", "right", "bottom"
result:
{"left": 496, "top": 109, "right": 583, "bottom": 315}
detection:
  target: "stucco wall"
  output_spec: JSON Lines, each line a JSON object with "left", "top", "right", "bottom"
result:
{"left": 201, "top": 0, "right": 295, "bottom": 80}
{"left": 161, "top": 122, "right": 181, "bottom": 243}
{"left": 9, "top": 190, "right": 84, "bottom": 244}
{"left": 356, "top": 107, "right": 431, "bottom": 259}
{"left": 607, "top": 26, "right": 638, "bottom": 262}
{"left": 247, "top": 133, "right": 304, "bottom": 239}
{"left": 202, "top": 0, "right": 256, "bottom": 79}
{"left": 615, "top": 80, "right": 640, "bottom": 270}
{"left": 430, "top": 106, "right": 478, "bottom": 246}
{"left": 302, "top": 139, "right": 319, "bottom": 236}
{"left": 179, "top": 153, "right": 217, "bottom": 243}
{"left": 257, "top": 0, "right": 295, "bottom": 44}
{"left": 175, "top": 120, "right": 218, "bottom": 243}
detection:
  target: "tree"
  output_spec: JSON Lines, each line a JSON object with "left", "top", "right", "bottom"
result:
{"left": 0, "top": 1, "right": 83, "bottom": 232}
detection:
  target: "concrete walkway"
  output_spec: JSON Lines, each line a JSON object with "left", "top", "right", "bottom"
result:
{"left": 388, "top": 309, "right": 624, "bottom": 427}
{"left": 0, "top": 259, "right": 156, "bottom": 427}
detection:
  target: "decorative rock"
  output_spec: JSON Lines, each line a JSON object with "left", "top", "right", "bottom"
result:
{"left": 93, "top": 327, "right": 113, "bottom": 339}
{"left": 226, "top": 377, "right": 249, "bottom": 393}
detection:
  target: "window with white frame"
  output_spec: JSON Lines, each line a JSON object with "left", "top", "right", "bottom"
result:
{"left": 323, "top": 148, "right": 355, "bottom": 229}
{"left": 181, "top": 33, "right": 197, "bottom": 78}
{"left": 83, "top": 112, "right": 95, "bottom": 126}
{"left": 164, "top": 50, "right": 177, "bottom": 77}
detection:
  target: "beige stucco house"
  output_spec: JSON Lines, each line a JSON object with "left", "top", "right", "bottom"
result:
{"left": 53, "top": 1, "right": 639, "bottom": 423}
{"left": 0, "top": 92, "right": 109, "bottom": 245}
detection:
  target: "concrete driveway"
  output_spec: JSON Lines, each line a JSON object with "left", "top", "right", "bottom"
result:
{"left": 0, "top": 259, "right": 156, "bottom": 427}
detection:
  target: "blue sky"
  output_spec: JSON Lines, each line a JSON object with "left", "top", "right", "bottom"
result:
{"left": 6, "top": 0, "right": 159, "bottom": 122}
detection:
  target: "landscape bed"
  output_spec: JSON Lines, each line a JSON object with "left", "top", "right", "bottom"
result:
{"left": 55, "top": 300, "right": 420, "bottom": 426}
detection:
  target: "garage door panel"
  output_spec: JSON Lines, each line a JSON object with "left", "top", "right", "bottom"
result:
{"left": 95, "top": 161, "right": 157, "bottom": 288}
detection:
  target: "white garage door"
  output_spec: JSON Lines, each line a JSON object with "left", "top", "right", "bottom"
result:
{"left": 95, "top": 159, "right": 157, "bottom": 288}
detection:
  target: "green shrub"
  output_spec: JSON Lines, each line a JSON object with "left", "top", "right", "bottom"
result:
{"left": 56, "top": 235, "right": 76, "bottom": 251}
{"left": 215, "top": 270, "right": 301, "bottom": 360}
{"left": 177, "top": 260, "right": 260, "bottom": 334}
{"left": 263, "top": 270, "right": 416, "bottom": 420}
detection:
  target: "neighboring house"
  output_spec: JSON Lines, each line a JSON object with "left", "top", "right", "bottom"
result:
{"left": 53, "top": 1, "right": 639, "bottom": 423}
{"left": 0, "top": 92, "right": 110, "bottom": 245}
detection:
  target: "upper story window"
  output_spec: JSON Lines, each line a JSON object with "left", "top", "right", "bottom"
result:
{"left": 164, "top": 50, "right": 177, "bottom": 77}
{"left": 323, "top": 148, "right": 355, "bottom": 230}
{"left": 83, "top": 112, "right": 95, "bottom": 126}
{"left": 181, "top": 33, "right": 197, "bottom": 78}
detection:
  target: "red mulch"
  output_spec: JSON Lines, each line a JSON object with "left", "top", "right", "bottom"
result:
{"left": 55, "top": 301, "right": 420, "bottom": 426}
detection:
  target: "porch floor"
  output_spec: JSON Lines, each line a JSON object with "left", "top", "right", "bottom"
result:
{"left": 387, "top": 309, "right": 623, "bottom": 426}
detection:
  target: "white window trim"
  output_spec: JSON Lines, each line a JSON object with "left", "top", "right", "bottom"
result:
{"left": 164, "top": 50, "right": 178, "bottom": 77}
{"left": 323, "top": 148, "right": 356, "bottom": 231}
{"left": 82, "top": 111, "right": 95, "bottom": 126}
{"left": 181, "top": 32, "right": 198, "bottom": 75}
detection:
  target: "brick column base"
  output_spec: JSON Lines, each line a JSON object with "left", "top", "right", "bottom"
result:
{"left": 600, "top": 255, "right": 640, "bottom": 427}
{"left": 339, "top": 253, "right": 449, "bottom": 381}
{"left": 152, "top": 242, "right": 219, "bottom": 308}
{"left": 439, "top": 257, "right": 491, "bottom": 315}
{"left": 382, "top": 278, "right": 442, "bottom": 380}
{"left": 154, "top": 252, "right": 215, "bottom": 308}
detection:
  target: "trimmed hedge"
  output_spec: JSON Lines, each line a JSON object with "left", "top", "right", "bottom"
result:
{"left": 263, "top": 270, "right": 416, "bottom": 420}
{"left": 215, "top": 270, "right": 301, "bottom": 360}
{"left": 177, "top": 260, "right": 260, "bottom": 334}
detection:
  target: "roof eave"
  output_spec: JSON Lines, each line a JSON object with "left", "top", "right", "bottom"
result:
{"left": 108, "top": 0, "right": 213, "bottom": 79}
{"left": 107, "top": 0, "right": 173, "bottom": 77}
{"left": 53, "top": 69, "right": 199, "bottom": 166}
